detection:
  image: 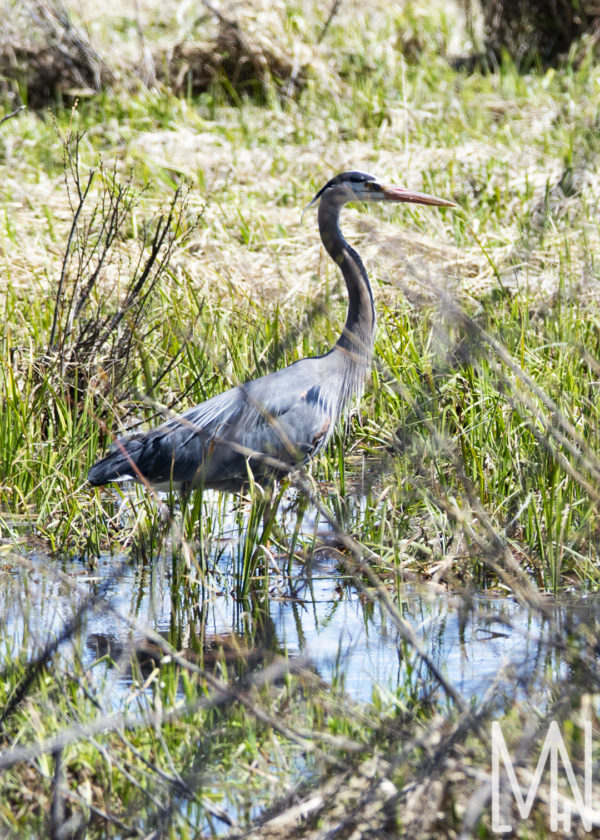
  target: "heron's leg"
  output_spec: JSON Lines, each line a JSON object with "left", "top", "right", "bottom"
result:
{"left": 179, "top": 485, "right": 209, "bottom": 573}
{"left": 237, "top": 482, "right": 287, "bottom": 599}
{"left": 260, "top": 480, "right": 288, "bottom": 543}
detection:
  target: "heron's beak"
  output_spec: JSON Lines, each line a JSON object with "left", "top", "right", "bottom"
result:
{"left": 381, "top": 185, "right": 457, "bottom": 207}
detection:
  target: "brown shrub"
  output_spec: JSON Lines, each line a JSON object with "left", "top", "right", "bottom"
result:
{"left": 468, "top": 0, "right": 600, "bottom": 65}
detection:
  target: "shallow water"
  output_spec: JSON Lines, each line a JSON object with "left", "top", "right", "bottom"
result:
{"left": 1, "top": 528, "right": 596, "bottom": 714}
{"left": 3, "top": 492, "right": 600, "bottom": 835}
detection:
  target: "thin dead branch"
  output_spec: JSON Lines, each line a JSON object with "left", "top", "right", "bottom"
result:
{"left": 0, "top": 104, "right": 26, "bottom": 126}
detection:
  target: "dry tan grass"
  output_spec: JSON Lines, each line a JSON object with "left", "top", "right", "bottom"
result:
{"left": 0, "top": 1, "right": 459, "bottom": 314}
{"left": 2, "top": 126, "right": 598, "bottom": 333}
{"left": 2, "top": 0, "right": 600, "bottom": 339}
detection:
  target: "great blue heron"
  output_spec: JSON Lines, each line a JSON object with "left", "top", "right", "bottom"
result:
{"left": 88, "top": 171, "right": 455, "bottom": 492}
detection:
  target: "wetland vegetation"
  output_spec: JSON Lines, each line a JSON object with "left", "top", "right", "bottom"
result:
{"left": 1, "top": 0, "right": 600, "bottom": 836}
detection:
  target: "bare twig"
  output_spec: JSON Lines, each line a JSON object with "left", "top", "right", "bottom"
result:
{"left": 0, "top": 105, "right": 26, "bottom": 126}
{"left": 48, "top": 168, "right": 94, "bottom": 352}
{"left": 318, "top": 0, "right": 343, "bottom": 43}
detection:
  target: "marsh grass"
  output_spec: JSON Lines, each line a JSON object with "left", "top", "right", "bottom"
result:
{"left": 1, "top": 0, "right": 600, "bottom": 836}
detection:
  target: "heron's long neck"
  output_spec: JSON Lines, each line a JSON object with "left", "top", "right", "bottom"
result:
{"left": 318, "top": 199, "right": 376, "bottom": 362}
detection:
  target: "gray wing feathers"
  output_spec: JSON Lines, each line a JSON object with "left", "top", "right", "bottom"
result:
{"left": 88, "top": 357, "right": 336, "bottom": 489}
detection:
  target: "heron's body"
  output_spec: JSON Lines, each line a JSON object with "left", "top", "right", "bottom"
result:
{"left": 89, "top": 349, "right": 363, "bottom": 491}
{"left": 88, "top": 172, "right": 453, "bottom": 492}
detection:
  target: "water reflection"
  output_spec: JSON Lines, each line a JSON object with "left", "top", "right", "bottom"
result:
{"left": 1, "top": 543, "right": 598, "bottom": 712}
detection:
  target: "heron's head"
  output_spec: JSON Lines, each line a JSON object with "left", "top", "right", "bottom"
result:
{"left": 304, "top": 170, "right": 456, "bottom": 213}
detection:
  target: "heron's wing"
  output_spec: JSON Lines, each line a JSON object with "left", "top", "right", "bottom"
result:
{"left": 179, "top": 357, "right": 335, "bottom": 485}
{"left": 87, "top": 385, "right": 243, "bottom": 488}
{"left": 88, "top": 357, "right": 336, "bottom": 489}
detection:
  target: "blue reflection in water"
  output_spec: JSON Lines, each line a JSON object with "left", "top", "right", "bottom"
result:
{"left": 0, "top": 541, "right": 590, "bottom": 712}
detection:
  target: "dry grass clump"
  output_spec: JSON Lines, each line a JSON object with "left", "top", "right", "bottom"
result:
{"left": 0, "top": 0, "right": 308, "bottom": 109}
{"left": 466, "top": 0, "right": 600, "bottom": 65}
{"left": 0, "top": 0, "right": 112, "bottom": 108}
{"left": 160, "top": 17, "right": 306, "bottom": 101}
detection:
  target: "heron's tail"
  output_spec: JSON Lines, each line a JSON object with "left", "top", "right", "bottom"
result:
{"left": 87, "top": 438, "right": 144, "bottom": 486}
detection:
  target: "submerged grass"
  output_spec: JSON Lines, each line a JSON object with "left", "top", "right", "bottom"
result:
{"left": 1, "top": 0, "right": 600, "bottom": 836}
